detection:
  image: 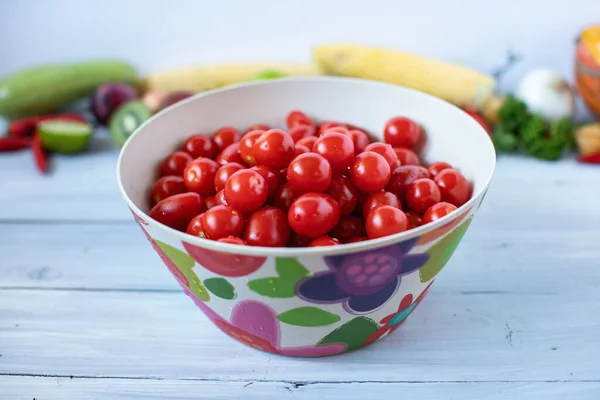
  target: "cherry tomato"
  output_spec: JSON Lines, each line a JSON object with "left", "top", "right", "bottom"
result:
{"left": 345, "top": 129, "right": 370, "bottom": 153}
{"left": 288, "top": 232, "right": 313, "bottom": 247}
{"left": 364, "top": 142, "right": 399, "bottom": 170}
{"left": 296, "top": 136, "right": 318, "bottom": 149}
{"left": 320, "top": 126, "right": 350, "bottom": 137}
{"left": 183, "top": 158, "right": 219, "bottom": 196}
{"left": 318, "top": 121, "right": 347, "bottom": 136}
{"left": 205, "top": 195, "right": 216, "bottom": 210}
{"left": 326, "top": 174, "right": 358, "bottom": 215}
{"left": 160, "top": 151, "right": 192, "bottom": 177}
{"left": 182, "top": 135, "right": 216, "bottom": 159}
{"left": 286, "top": 110, "right": 313, "bottom": 129}
{"left": 224, "top": 169, "right": 268, "bottom": 213}
{"left": 253, "top": 129, "right": 295, "bottom": 169}
{"left": 215, "top": 142, "right": 244, "bottom": 166}
{"left": 245, "top": 124, "right": 270, "bottom": 133}
{"left": 312, "top": 132, "right": 355, "bottom": 173}
{"left": 201, "top": 205, "right": 244, "bottom": 240}
{"left": 243, "top": 206, "right": 290, "bottom": 247}
{"left": 362, "top": 191, "right": 402, "bottom": 218}
{"left": 239, "top": 130, "right": 264, "bottom": 166}
{"left": 214, "top": 162, "right": 245, "bottom": 192}
{"left": 329, "top": 215, "right": 365, "bottom": 242}
{"left": 214, "top": 189, "right": 228, "bottom": 206}
{"left": 393, "top": 147, "right": 420, "bottom": 166}
{"left": 347, "top": 236, "right": 368, "bottom": 243}
{"left": 250, "top": 165, "right": 280, "bottom": 199}
{"left": 350, "top": 151, "right": 391, "bottom": 193}
{"left": 212, "top": 126, "right": 241, "bottom": 151}
{"left": 294, "top": 144, "right": 310, "bottom": 156}
{"left": 288, "top": 193, "right": 341, "bottom": 238}
{"left": 271, "top": 183, "right": 304, "bottom": 212}
{"left": 287, "top": 153, "right": 332, "bottom": 193}
{"left": 385, "top": 165, "right": 430, "bottom": 199}
{"left": 384, "top": 116, "right": 421, "bottom": 149}
{"left": 365, "top": 205, "right": 408, "bottom": 239}
{"left": 434, "top": 169, "right": 472, "bottom": 207}
{"left": 289, "top": 125, "right": 316, "bottom": 142}
{"left": 151, "top": 176, "right": 187, "bottom": 205}
{"left": 309, "top": 236, "right": 341, "bottom": 247}
{"left": 428, "top": 161, "right": 453, "bottom": 177}
{"left": 405, "top": 178, "right": 441, "bottom": 213}
{"left": 422, "top": 202, "right": 458, "bottom": 225}
{"left": 218, "top": 236, "right": 247, "bottom": 245}
{"left": 404, "top": 210, "right": 423, "bottom": 229}
{"left": 186, "top": 213, "right": 207, "bottom": 237}
{"left": 149, "top": 192, "right": 205, "bottom": 231}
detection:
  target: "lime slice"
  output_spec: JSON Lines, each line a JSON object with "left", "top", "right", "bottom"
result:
{"left": 253, "top": 70, "right": 287, "bottom": 81}
{"left": 38, "top": 120, "right": 93, "bottom": 154}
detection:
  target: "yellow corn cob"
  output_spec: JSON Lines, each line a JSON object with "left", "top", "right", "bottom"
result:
{"left": 142, "top": 62, "right": 323, "bottom": 92}
{"left": 313, "top": 43, "right": 497, "bottom": 110}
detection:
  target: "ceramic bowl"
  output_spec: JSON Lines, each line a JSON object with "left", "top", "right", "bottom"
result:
{"left": 117, "top": 77, "right": 496, "bottom": 357}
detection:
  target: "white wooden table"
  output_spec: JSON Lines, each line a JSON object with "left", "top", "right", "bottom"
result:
{"left": 1, "top": 131, "right": 600, "bottom": 399}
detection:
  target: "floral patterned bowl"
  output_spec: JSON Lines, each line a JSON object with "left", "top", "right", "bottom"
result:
{"left": 117, "top": 77, "right": 496, "bottom": 357}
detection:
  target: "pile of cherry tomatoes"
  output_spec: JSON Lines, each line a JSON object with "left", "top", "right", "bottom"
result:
{"left": 148, "top": 111, "right": 472, "bottom": 247}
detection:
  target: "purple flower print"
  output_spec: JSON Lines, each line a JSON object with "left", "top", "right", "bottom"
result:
{"left": 296, "top": 238, "right": 429, "bottom": 314}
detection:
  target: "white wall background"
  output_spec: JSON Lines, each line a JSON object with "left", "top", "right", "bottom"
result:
{"left": 0, "top": 0, "right": 598, "bottom": 118}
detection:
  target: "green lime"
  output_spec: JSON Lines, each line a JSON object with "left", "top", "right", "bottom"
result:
{"left": 38, "top": 120, "right": 93, "bottom": 154}
{"left": 109, "top": 100, "right": 151, "bottom": 147}
{"left": 253, "top": 70, "right": 287, "bottom": 81}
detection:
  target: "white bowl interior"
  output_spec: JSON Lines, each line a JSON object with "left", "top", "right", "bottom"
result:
{"left": 118, "top": 77, "right": 495, "bottom": 251}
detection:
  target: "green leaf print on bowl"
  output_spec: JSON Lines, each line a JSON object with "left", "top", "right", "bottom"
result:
{"left": 277, "top": 307, "right": 341, "bottom": 327}
{"left": 419, "top": 218, "right": 473, "bottom": 283}
{"left": 318, "top": 317, "right": 379, "bottom": 352}
{"left": 154, "top": 240, "right": 210, "bottom": 302}
{"left": 204, "top": 277, "right": 236, "bottom": 299}
{"left": 248, "top": 258, "right": 309, "bottom": 298}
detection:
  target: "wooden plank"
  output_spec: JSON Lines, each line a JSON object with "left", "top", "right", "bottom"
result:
{"left": 2, "top": 376, "right": 599, "bottom": 400}
{"left": 1, "top": 287, "right": 598, "bottom": 382}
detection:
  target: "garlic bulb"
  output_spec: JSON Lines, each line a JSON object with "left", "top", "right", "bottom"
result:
{"left": 515, "top": 69, "right": 575, "bottom": 122}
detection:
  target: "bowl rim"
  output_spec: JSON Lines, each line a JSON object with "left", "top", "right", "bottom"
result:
{"left": 117, "top": 76, "right": 496, "bottom": 257}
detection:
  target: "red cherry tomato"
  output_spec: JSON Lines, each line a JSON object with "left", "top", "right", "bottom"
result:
{"left": 312, "top": 132, "right": 355, "bottom": 173}
{"left": 428, "top": 161, "right": 453, "bottom": 177}
{"left": 287, "top": 153, "right": 332, "bottom": 193}
{"left": 404, "top": 210, "right": 423, "bottom": 229}
{"left": 286, "top": 110, "right": 313, "bottom": 129}
{"left": 393, "top": 147, "right": 420, "bottom": 166}
{"left": 243, "top": 206, "right": 291, "bottom": 247}
{"left": 326, "top": 174, "right": 358, "bottom": 216}
{"left": 296, "top": 136, "right": 318, "bottom": 149}
{"left": 318, "top": 121, "right": 347, "bottom": 136}
{"left": 271, "top": 183, "right": 304, "bottom": 212}
{"left": 288, "top": 232, "right": 313, "bottom": 247}
{"left": 245, "top": 124, "right": 270, "bottom": 134}
{"left": 204, "top": 195, "right": 216, "bottom": 210}
{"left": 201, "top": 205, "right": 245, "bottom": 240}
{"left": 347, "top": 236, "right": 368, "bottom": 243}
{"left": 214, "top": 189, "right": 228, "bottom": 206}
{"left": 365, "top": 205, "right": 408, "bottom": 239}
{"left": 253, "top": 129, "right": 295, "bottom": 169}
{"left": 434, "top": 169, "right": 472, "bottom": 207}
{"left": 422, "top": 202, "right": 458, "bottom": 225}
{"left": 309, "top": 236, "right": 341, "bottom": 247}
{"left": 294, "top": 144, "right": 310, "bottom": 156}
{"left": 320, "top": 126, "right": 350, "bottom": 137}
{"left": 215, "top": 142, "right": 244, "bottom": 166}
{"left": 405, "top": 178, "right": 441, "bottom": 213}
{"left": 288, "top": 193, "right": 341, "bottom": 238}
{"left": 218, "top": 236, "right": 247, "bottom": 245}
{"left": 186, "top": 213, "right": 207, "bottom": 237}
{"left": 151, "top": 176, "right": 187, "bottom": 205}
{"left": 250, "top": 165, "right": 280, "bottom": 199}
{"left": 385, "top": 165, "right": 430, "bottom": 199}
{"left": 183, "top": 158, "right": 219, "bottom": 196}
{"left": 224, "top": 169, "right": 268, "bottom": 214}
{"left": 149, "top": 192, "right": 206, "bottom": 232}
{"left": 329, "top": 215, "right": 365, "bottom": 242}
{"left": 288, "top": 125, "right": 316, "bottom": 142}
{"left": 345, "top": 129, "right": 370, "bottom": 153}
{"left": 350, "top": 151, "right": 391, "bottom": 193}
{"left": 362, "top": 191, "right": 402, "bottom": 218}
{"left": 384, "top": 116, "right": 421, "bottom": 149}
{"left": 214, "top": 162, "right": 245, "bottom": 192}
{"left": 212, "top": 126, "right": 241, "bottom": 151}
{"left": 364, "top": 142, "right": 399, "bottom": 170}
{"left": 239, "top": 130, "right": 264, "bottom": 166}
{"left": 160, "top": 151, "right": 192, "bottom": 177}
{"left": 182, "top": 135, "right": 216, "bottom": 159}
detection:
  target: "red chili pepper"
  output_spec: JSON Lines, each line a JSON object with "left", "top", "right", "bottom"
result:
{"left": 578, "top": 153, "right": 600, "bottom": 164}
{"left": 0, "top": 136, "right": 31, "bottom": 152}
{"left": 31, "top": 131, "right": 49, "bottom": 174}
{"left": 9, "top": 113, "right": 86, "bottom": 138}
